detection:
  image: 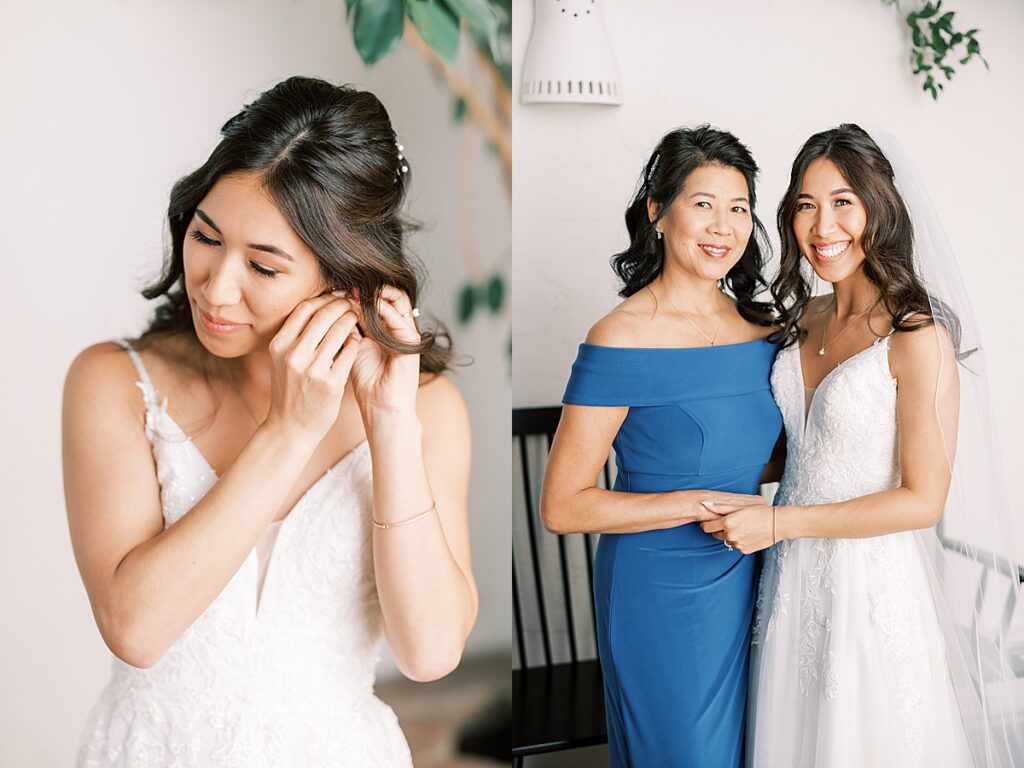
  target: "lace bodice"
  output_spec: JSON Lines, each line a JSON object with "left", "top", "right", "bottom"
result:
{"left": 773, "top": 336, "right": 899, "bottom": 507}
{"left": 77, "top": 340, "right": 411, "bottom": 768}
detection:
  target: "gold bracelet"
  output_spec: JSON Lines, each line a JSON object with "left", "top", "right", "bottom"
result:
{"left": 373, "top": 500, "right": 437, "bottom": 529}
{"left": 772, "top": 505, "right": 778, "bottom": 545}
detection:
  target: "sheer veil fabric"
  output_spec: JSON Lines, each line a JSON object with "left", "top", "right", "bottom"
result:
{"left": 864, "top": 125, "right": 1024, "bottom": 766}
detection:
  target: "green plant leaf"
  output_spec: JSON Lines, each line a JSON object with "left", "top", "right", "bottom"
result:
{"left": 408, "top": 0, "right": 460, "bottom": 62}
{"left": 442, "top": 0, "right": 497, "bottom": 32}
{"left": 896, "top": 0, "right": 987, "bottom": 100}
{"left": 351, "top": 0, "right": 405, "bottom": 65}
{"left": 442, "top": 0, "right": 499, "bottom": 54}
{"left": 486, "top": 274, "right": 505, "bottom": 312}
{"left": 457, "top": 283, "right": 476, "bottom": 323}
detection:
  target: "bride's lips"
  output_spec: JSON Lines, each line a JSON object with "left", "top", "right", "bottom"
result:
{"left": 198, "top": 308, "right": 247, "bottom": 335}
{"left": 698, "top": 243, "right": 731, "bottom": 259}
{"left": 811, "top": 240, "right": 851, "bottom": 263}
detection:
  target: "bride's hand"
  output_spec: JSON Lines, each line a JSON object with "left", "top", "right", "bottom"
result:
{"left": 345, "top": 285, "right": 422, "bottom": 420}
{"left": 264, "top": 293, "right": 362, "bottom": 442}
{"left": 699, "top": 501, "right": 776, "bottom": 554}
{"left": 688, "top": 492, "right": 765, "bottom": 523}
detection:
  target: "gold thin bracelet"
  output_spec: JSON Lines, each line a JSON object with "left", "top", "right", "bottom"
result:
{"left": 772, "top": 505, "right": 778, "bottom": 545}
{"left": 373, "top": 500, "right": 437, "bottom": 530}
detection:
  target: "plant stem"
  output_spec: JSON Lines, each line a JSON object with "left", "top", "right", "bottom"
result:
{"left": 403, "top": 18, "right": 511, "bottom": 194}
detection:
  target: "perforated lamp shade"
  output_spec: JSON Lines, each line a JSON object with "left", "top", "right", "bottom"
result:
{"left": 520, "top": 0, "right": 623, "bottom": 105}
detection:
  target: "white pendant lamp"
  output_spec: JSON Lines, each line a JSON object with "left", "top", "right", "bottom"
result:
{"left": 520, "top": 0, "right": 623, "bottom": 105}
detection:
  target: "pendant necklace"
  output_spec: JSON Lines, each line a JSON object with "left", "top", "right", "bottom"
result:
{"left": 686, "top": 314, "right": 720, "bottom": 346}
{"left": 652, "top": 286, "right": 721, "bottom": 346}
{"left": 818, "top": 298, "right": 872, "bottom": 356}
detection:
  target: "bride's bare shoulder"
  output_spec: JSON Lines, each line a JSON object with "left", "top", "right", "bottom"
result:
{"left": 64, "top": 334, "right": 205, "bottom": 417}
{"left": 888, "top": 314, "right": 956, "bottom": 379}
{"left": 63, "top": 341, "right": 149, "bottom": 430}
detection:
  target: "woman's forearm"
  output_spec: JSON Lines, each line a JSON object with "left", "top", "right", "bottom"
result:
{"left": 103, "top": 422, "right": 320, "bottom": 668}
{"left": 778, "top": 485, "right": 943, "bottom": 541}
{"left": 366, "top": 413, "right": 476, "bottom": 683}
{"left": 541, "top": 485, "right": 709, "bottom": 535}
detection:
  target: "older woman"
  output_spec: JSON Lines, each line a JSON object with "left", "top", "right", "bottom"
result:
{"left": 541, "top": 125, "right": 783, "bottom": 767}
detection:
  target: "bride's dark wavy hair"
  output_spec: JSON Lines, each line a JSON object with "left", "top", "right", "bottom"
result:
{"left": 771, "top": 123, "right": 963, "bottom": 355}
{"left": 611, "top": 124, "right": 775, "bottom": 326}
{"left": 133, "top": 75, "right": 451, "bottom": 373}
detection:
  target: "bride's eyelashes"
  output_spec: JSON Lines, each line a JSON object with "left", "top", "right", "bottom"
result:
{"left": 796, "top": 198, "right": 854, "bottom": 212}
{"left": 247, "top": 261, "right": 279, "bottom": 279}
{"left": 189, "top": 228, "right": 219, "bottom": 247}
{"left": 188, "top": 228, "right": 280, "bottom": 279}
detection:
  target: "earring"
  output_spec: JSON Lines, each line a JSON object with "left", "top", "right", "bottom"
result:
{"left": 656, "top": 230, "right": 663, "bottom": 240}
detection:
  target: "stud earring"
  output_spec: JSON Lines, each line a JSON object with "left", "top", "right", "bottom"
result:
{"left": 656, "top": 230, "right": 663, "bottom": 240}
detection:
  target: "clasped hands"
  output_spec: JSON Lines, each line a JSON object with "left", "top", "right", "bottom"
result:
{"left": 699, "top": 498, "right": 780, "bottom": 555}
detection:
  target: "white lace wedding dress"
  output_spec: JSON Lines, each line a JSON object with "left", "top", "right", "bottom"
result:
{"left": 747, "top": 335, "right": 974, "bottom": 767}
{"left": 77, "top": 340, "right": 412, "bottom": 767}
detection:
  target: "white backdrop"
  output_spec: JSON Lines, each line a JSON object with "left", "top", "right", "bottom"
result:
{"left": 512, "top": 0, "right": 1024, "bottom": 552}
{"left": 0, "top": 1, "right": 510, "bottom": 764}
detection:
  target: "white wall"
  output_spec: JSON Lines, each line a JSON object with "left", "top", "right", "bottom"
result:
{"left": 0, "top": 1, "right": 510, "bottom": 764}
{"left": 512, "top": 0, "right": 1024, "bottom": 542}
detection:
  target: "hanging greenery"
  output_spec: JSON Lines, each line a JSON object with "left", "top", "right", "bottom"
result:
{"left": 343, "top": 0, "right": 511, "bottom": 336}
{"left": 886, "top": 0, "right": 988, "bottom": 100}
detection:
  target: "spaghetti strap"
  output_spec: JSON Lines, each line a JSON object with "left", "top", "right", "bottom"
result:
{"left": 113, "top": 338, "right": 160, "bottom": 412}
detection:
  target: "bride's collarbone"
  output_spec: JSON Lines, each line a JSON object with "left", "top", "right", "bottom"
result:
{"left": 136, "top": 341, "right": 364, "bottom": 495}
{"left": 798, "top": 326, "right": 889, "bottom": 389}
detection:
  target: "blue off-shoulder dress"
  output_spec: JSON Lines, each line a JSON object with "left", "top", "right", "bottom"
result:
{"left": 562, "top": 339, "right": 783, "bottom": 768}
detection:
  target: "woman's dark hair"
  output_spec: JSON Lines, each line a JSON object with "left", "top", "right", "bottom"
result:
{"left": 134, "top": 75, "right": 451, "bottom": 374}
{"left": 611, "top": 124, "right": 774, "bottom": 326}
{"left": 771, "top": 122, "right": 963, "bottom": 354}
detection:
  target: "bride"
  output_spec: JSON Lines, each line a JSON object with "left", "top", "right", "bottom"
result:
{"left": 700, "top": 123, "right": 1024, "bottom": 767}
{"left": 64, "top": 77, "right": 476, "bottom": 766}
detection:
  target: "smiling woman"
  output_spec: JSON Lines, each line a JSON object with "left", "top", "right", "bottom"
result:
{"left": 539, "top": 125, "right": 784, "bottom": 767}
{"left": 61, "top": 76, "right": 476, "bottom": 767}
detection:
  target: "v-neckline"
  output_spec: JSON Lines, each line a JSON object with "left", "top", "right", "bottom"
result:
{"left": 173, "top": 418, "right": 369, "bottom": 524}
{"left": 794, "top": 337, "right": 886, "bottom": 438}
{"left": 156, "top": 407, "right": 369, "bottom": 620}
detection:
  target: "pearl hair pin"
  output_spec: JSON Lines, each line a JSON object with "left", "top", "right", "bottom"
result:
{"left": 396, "top": 140, "right": 408, "bottom": 179}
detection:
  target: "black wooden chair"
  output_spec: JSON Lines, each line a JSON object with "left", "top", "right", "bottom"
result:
{"left": 512, "top": 406, "right": 612, "bottom": 766}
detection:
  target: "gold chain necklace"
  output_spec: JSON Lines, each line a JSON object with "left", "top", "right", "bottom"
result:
{"left": 234, "top": 389, "right": 262, "bottom": 427}
{"left": 685, "top": 314, "right": 720, "bottom": 346}
{"left": 818, "top": 298, "right": 872, "bottom": 357}
{"left": 221, "top": 363, "right": 265, "bottom": 427}
{"left": 650, "top": 286, "right": 721, "bottom": 346}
